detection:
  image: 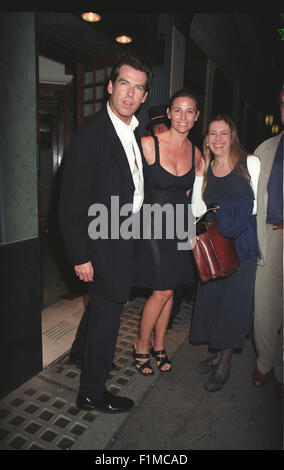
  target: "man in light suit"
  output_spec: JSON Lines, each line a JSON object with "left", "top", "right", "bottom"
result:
{"left": 252, "top": 88, "right": 284, "bottom": 394}
{"left": 59, "top": 56, "right": 151, "bottom": 414}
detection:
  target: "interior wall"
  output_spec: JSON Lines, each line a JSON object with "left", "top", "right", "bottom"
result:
{"left": 0, "top": 13, "right": 38, "bottom": 245}
{"left": 170, "top": 26, "right": 185, "bottom": 96}
{"left": 136, "top": 13, "right": 173, "bottom": 137}
{"left": 0, "top": 12, "right": 42, "bottom": 399}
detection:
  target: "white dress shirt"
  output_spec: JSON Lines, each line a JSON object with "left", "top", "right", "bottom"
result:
{"left": 107, "top": 102, "right": 144, "bottom": 213}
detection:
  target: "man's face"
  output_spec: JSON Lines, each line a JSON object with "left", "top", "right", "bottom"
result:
{"left": 108, "top": 65, "right": 148, "bottom": 124}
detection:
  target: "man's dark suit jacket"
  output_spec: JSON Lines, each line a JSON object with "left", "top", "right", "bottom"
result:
{"left": 59, "top": 105, "right": 142, "bottom": 302}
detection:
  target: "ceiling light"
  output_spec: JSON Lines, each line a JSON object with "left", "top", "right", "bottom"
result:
{"left": 265, "top": 114, "right": 274, "bottom": 126}
{"left": 81, "top": 12, "right": 101, "bottom": 23}
{"left": 115, "top": 35, "right": 132, "bottom": 44}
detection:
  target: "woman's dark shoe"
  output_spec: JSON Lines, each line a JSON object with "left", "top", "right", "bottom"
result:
{"left": 151, "top": 347, "right": 172, "bottom": 372}
{"left": 252, "top": 368, "right": 269, "bottom": 387}
{"left": 133, "top": 346, "right": 154, "bottom": 376}
{"left": 196, "top": 356, "right": 218, "bottom": 374}
{"left": 205, "top": 369, "right": 230, "bottom": 392}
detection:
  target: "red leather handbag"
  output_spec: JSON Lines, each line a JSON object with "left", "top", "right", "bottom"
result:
{"left": 192, "top": 209, "right": 240, "bottom": 283}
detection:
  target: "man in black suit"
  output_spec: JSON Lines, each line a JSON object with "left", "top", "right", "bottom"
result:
{"left": 59, "top": 56, "right": 151, "bottom": 414}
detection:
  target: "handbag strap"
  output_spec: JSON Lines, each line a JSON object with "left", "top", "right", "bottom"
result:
{"left": 194, "top": 206, "right": 220, "bottom": 225}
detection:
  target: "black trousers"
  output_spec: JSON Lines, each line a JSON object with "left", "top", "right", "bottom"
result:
{"left": 71, "top": 288, "right": 123, "bottom": 399}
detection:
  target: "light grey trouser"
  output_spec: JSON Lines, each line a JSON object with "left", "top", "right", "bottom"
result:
{"left": 253, "top": 226, "right": 283, "bottom": 383}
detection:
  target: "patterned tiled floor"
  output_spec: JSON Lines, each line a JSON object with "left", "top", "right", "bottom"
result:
{"left": 0, "top": 391, "right": 96, "bottom": 450}
{"left": 0, "top": 296, "right": 193, "bottom": 450}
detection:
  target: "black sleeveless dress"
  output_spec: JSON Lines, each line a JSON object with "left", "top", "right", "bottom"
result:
{"left": 133, "top": 135, "right": 196, "bottom": 290}
{"left": 190, "top": 160, "right": 257, "bottom": 350}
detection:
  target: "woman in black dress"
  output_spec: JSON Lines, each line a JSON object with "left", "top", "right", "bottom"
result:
{"left": 133, "top": 89, "right": 203, "bottom": 375}
{"left": 190, "top": 114, "right": 260, "bottom": 391}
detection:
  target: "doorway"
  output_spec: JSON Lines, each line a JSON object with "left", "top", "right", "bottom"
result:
{"left": 38, "top": 83, "right": 88, "bottom": 366}
{"left": 39, "top": 83, "right": 72, "bottom": 307}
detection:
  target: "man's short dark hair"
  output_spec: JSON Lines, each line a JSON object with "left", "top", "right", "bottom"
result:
{"left": 109, "top": 55, "right": 152, "bottom": 93}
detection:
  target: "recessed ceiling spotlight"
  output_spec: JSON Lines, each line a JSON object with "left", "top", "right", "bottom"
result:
{"left": 115, "top": 35, "right": 132, "bottom": 44}
{"left": 81, "top": 12, "right": 101, "bottom": 23}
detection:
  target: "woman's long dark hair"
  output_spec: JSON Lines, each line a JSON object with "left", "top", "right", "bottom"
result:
{"left": 202, "top": 113, "right": 250, "bottom": 193}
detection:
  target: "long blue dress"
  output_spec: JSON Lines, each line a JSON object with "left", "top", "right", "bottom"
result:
{"left": 190, "top": 159, "right": 257, "bottom": 350}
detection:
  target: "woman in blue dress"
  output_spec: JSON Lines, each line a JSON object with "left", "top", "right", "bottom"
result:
{"left": 190, "top": 114, "right": 260, "bottom": 392}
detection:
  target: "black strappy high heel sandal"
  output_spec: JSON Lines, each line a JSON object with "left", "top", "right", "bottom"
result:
{"left": 151, "top": 347, "right": 172, "bottom": 372}
{"left": 133, "top": 346, "right": 154, "bottom": 376}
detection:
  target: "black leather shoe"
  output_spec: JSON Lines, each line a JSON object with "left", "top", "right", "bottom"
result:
{"left": 76, "top": 390, "right": 134, "bottom": 414}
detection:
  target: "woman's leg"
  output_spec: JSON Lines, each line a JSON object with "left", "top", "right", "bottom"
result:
{"left": 134, "top": 289, "right": 173, "bottom": 374}
{"left": 216, "top": 349, "right": 233, "bottom": 378}
{"left": 204, "top": 348, "right": 233, "bottom": 392}
{"left": 153, "top": 293, "right": 173, "bottom": 371}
